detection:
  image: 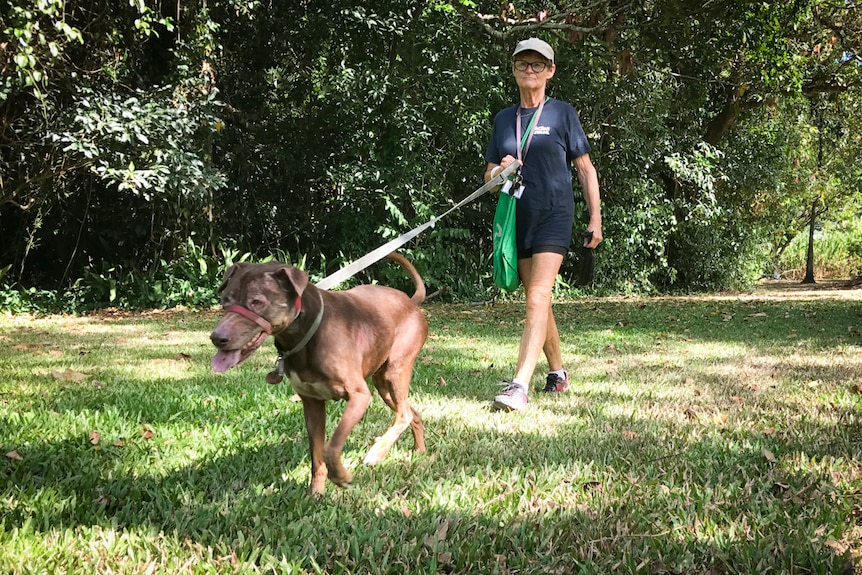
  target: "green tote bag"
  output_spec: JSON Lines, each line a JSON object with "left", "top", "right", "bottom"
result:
{"left": 493, "top": 191, "right": 519, "bottom": 291}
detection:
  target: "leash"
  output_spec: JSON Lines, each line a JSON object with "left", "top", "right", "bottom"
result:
{"left": 315, "top": 161, "right": 521, "bottom": 290}
{"left": 223, "top": 164, "right": 521, "bottom": 386}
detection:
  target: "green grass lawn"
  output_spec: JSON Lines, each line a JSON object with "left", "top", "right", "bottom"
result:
{"left": 1, "top": 281, "right": 861, "bottom": 574}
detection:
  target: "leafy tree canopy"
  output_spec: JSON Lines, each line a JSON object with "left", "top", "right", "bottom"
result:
{"left": 1, "top": 0, "right": 860, "bottom": 305}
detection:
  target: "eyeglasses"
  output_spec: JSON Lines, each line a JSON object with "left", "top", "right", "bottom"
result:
{"left": 513, "top": 60, "right": 549, "bottom": 72}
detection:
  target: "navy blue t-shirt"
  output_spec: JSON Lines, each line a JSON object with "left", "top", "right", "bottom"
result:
{"left": 484, "top": 98, "right": 591, "bottom": 251}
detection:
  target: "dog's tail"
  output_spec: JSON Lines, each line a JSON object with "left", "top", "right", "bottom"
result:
{"left": 385, "top": 252, "right": 426, "bottom": 304}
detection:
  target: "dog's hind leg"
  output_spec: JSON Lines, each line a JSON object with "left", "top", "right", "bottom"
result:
{"left": 365, "top": 366, "right": 425, "bottom": 465}
{"left": 408, "top": 405, "right": 425, "bottom": 453}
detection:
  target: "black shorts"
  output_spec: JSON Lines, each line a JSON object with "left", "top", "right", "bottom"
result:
{"left": 517, "top": 245, "right": 568, "bottom": 260}
{"left": 515, "top": 204, "right": 573, "bottom": 259}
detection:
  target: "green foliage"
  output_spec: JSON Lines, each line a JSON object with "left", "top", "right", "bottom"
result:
{"left": 2, "top": 0, "right": 862, "bottom": 307}
{"left": 76, "top": 239, "right": 256, "bottom": 310}
{"left": 586, "top": 183, "right": 676, "bottom": 294}
{"left": 0, "top": 240, "right": 254, "bottom": 313}
{"left": 55, "top": 87, "right": 224, "bottom": 200}
{"left": 0, "top": 284, "right": 77, "bottom": 314}
{"left": 2, "top": 0, "right": 83, "bottom": 102}
{"left": 779, "top": 219, "right": 862, "bottom": 280}
{"left": 671, "top": 215, "right": 770, "bottom": 291}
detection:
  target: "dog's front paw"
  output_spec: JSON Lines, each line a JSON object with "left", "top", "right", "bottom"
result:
{"left": 324, "top": 454, "right": 353, "bottom": 487}
{"left": 327, "top": 465, "right": 353, "bottom": 487}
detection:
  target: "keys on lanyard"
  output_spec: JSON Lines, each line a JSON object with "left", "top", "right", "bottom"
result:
{"left": 501, "top": 172, "right": 524, "bottom": 198}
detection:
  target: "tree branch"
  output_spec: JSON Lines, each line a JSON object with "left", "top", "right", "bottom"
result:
{"left": 452, "top": 1, "right": 632, "bottom": 43}
{"left": 1, "top": 158, "right": 94, "bottom": 209}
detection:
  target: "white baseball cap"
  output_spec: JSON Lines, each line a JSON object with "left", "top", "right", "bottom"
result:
{"left": 513, "top": 38, "right": 555, "bottom": 63}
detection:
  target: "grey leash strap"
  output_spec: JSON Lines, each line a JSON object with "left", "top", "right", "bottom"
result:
{"left": 315, "top": 161, "right": 520, "bottom": 290}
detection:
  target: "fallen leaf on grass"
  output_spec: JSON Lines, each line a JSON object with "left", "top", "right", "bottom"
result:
{"left": 12, "top": 343, "right": 43, "bottom": 351}
{"left": 824, "top": 539, "right": 849, "bottom": 553}
{"left": 113, "top": 440, "right": 124, "bottom": 447}
{"left": 763, "top": 427, "right": 776, "bottom": 436}
{"left": 5, "top": 450, "right": 23, "bottom": 461}
{"left": 423, "top": 518, "right": 452, "bottom": 548}
{"left": 712, "top": 413, "right": 728, "bottom": 425}
{"left": 762, "top": 449, "right": 776, "bottom": 463}
{"left": 851, "top": 385, "right": 862, "bottom": 394}
{"left": 89, "top": 431, "right": 101, "bottom": 445}
{"left": 51, "top": 369, "right": 88, "bottom": 382}
{"left": 175, "top": 353, "right": 192, "bottom": 361}
{"left": 439, "top": 377, "right": 446, "bottom": 386}
{"left": 622, "top": 430, "right": 638, "bottom": 440}
{"left": 92, "top": 380, "right": 104, "bottom": 388}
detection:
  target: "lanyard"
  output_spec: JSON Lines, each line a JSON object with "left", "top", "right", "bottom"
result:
{"left": 515, "top": 96, "right": 548, "bottom": 163}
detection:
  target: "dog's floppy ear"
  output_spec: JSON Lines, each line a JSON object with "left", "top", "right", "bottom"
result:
{"left": 218, "top": 263, "right": 248, "bottom": 294}
{"left": 273, "top": 266, "right": 309, "bottom": 299}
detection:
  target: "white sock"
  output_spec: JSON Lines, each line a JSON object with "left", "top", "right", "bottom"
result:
{"left": 511, "top": 378, "right": 528, "bottom": 390}
{"left": 550, "top": 369, "right": 566, "bottom": 379}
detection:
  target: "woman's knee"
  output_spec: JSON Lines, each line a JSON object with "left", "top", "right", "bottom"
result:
{"left": 525, "top": 284, "right": 553, "bottom": 309}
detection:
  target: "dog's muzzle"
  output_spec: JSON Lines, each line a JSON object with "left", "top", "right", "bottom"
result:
{"left": 222, "top": 304, "right": 273, "bottom": 334}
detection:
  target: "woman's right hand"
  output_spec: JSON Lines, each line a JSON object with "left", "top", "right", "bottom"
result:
{"left": 486, "top": 156, "right": 520, "bottom": 186}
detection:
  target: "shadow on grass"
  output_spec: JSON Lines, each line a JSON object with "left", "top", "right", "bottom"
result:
{"left": 2, "top": 396, "right": 858, "bottom": 573}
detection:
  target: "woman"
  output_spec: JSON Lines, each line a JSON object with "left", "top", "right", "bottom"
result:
{"left": 483, "top": 38, "right": 603, "bottom": 412}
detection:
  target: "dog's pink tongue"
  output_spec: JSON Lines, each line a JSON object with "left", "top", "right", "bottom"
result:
{"left": 212, "top": 350, "right": 242, "bottom": 372}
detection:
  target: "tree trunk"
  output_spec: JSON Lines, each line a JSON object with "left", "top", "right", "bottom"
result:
{"left": 801, "top": 200, "right": 817, "bottom": 284}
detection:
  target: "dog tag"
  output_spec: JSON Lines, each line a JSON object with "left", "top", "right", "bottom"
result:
{"left": 266, "top": 356, "right": 285, "bottom": 385}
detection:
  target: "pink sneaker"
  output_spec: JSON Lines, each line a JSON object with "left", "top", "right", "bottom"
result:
{"left": 492, "top": 382, "right": 529, "bottom": 411}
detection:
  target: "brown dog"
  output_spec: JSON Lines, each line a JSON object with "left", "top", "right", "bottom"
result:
{"left": 209, "top": 253, "right": 427, "bottom": 495}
